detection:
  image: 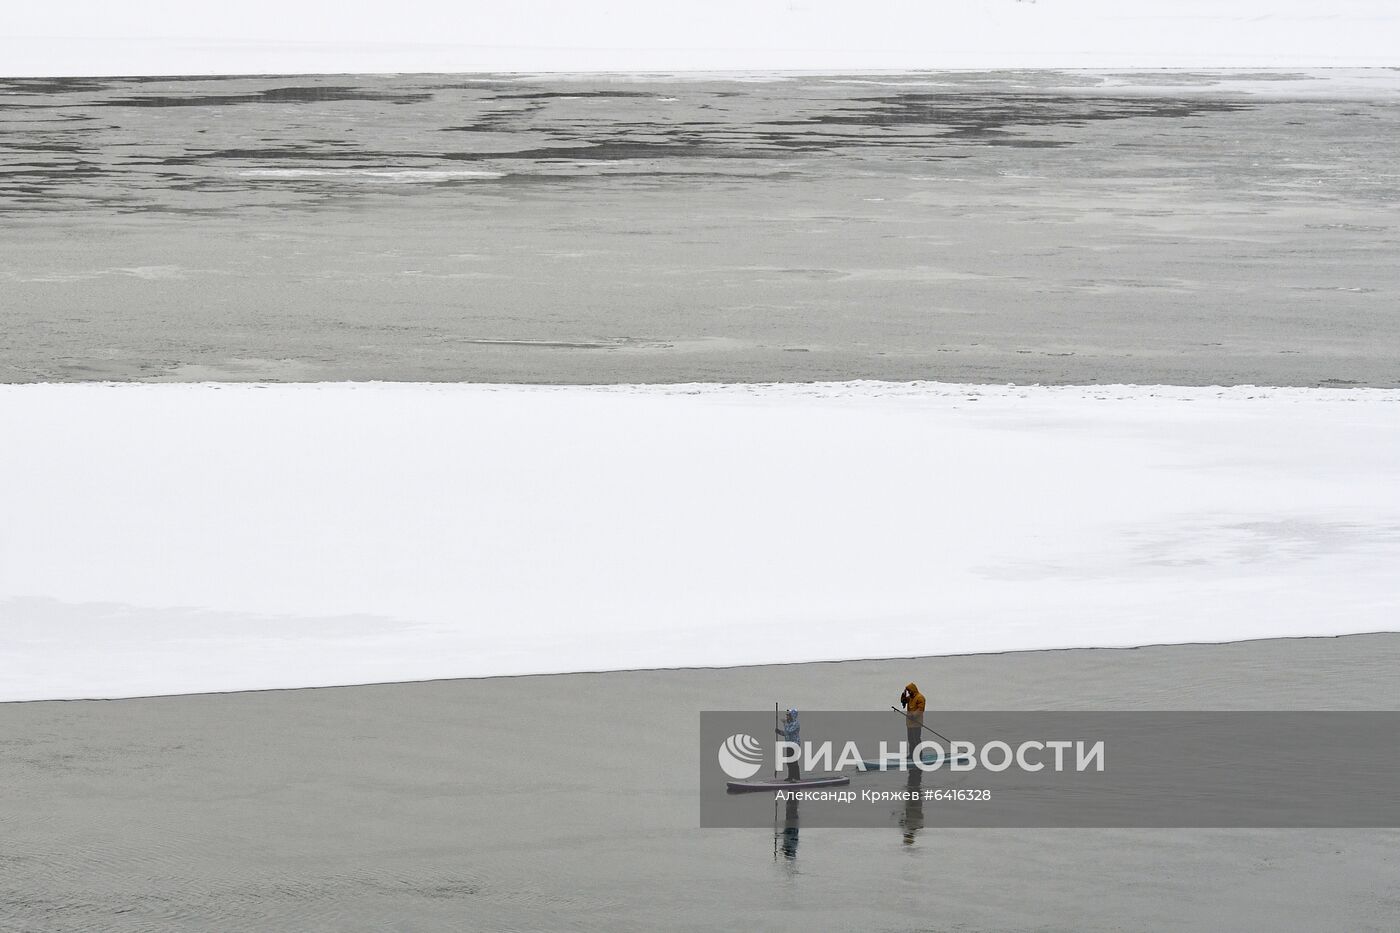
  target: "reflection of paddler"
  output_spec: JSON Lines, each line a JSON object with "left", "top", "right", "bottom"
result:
{"left": 780, "top": 798, "right": 800, "bottom": 859}
{"left": 899, "top": 683, "right": 926, "bottom": 758}
{"left": 901, "top": 769, "right": 924, "bottom": 845}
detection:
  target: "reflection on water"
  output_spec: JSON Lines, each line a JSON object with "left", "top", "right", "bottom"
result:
{"left": 775, "top": 797, "right": 800, "bottom": 862}
{"left": 900, "top": 770, "right": 926, "bottom": 845}
{"left": 769, "top": 770, "right": 924, "bottom": 861}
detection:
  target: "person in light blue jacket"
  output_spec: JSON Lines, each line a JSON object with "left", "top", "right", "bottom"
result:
{"left": 775, "top": 709, "right": 800, "bottom": 781}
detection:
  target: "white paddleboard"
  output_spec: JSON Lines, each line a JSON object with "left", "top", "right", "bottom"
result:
{"left": 726, "top": 775, "right": 851, "bottom": 793}
{"left": 854, "top": 754, "right": 973, "bottom": 771}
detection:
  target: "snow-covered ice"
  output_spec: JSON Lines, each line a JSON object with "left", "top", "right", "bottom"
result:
{"left": 5, "top": 0, "right": 1398, "bottom": 76}
{"left": 1, "top": 381, "right": 1398, "bottom": 700}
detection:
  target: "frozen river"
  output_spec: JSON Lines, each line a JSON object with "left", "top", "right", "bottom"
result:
{"left": 3, "top": 70, "right": 1398, "bottom": 386}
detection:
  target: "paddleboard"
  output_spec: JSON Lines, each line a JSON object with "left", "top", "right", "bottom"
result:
{"left": 726, "top": 775, "right": 851, "bottom": 793}
{"left": 854, "top": 753, "right": 973, "bottom": 771}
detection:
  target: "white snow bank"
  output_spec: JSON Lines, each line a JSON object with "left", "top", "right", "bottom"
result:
{"left": 5, "top": 0, "right": 1399, "bottom": 77}
{"left": 2, "top": 381, "right": 1398, "bottom": 701}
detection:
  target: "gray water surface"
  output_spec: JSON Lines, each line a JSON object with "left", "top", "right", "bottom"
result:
{"left": 3, "top": 71, "right": 1398, "bottom": 385}
{"left": 2, "top": 634, "right": 1397, "bottom": 932}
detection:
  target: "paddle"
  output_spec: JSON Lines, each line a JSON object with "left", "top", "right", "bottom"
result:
{"left": 774, "top": 703, "right": 780, "bottom": 778}
{"left": 891, "top": 705, "right": 953, "bottom": 745}
{"left": 773, "top": 702, "right": 780, "bottom": 857}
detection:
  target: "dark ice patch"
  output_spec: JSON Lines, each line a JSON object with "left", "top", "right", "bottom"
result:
{"left": 773, "top": 93, "right": 1254, "bottom": 137}
{"left": 97, "top": 86, "right": 434, "bottom": 107}
{"left": 0, "top": 77, "right": 111, "bottom": 94}
{"left": 495, "top": 90, "right": 659, "bottom": 99}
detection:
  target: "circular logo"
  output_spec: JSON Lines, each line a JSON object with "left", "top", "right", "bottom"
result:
{"left": 718, "top": 733, "right": 764, "bottom": 779}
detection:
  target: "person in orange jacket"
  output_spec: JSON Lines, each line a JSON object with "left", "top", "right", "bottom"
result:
{"left": 900, "top": 683, "right": 926, "bottom": 759}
